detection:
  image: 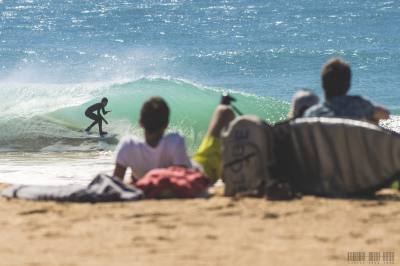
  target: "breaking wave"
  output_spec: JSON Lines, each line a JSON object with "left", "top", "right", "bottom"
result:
{"left": 0, "top": 77, "right": 289, "bottom": 152}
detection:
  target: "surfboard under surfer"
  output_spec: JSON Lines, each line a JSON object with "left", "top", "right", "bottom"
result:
{"left": 84, "top": 97, "right": 111, "bottom": 136}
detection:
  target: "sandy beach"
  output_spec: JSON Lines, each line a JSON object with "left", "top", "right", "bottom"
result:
{"left": 0, "top": 184, "right": 399, "bottom": 266}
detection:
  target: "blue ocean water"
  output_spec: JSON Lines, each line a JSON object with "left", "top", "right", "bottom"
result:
{"left": 0, "top": 0, "right": 400, "bottom": 152}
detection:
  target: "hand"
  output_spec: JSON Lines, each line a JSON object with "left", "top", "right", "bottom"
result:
{"left": 373, "top": 106, "right": 390, "bottom": 123}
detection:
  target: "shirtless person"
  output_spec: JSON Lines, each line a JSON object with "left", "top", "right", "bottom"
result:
{"left": 84, "top": 97, "right": 111, "bottom": 136}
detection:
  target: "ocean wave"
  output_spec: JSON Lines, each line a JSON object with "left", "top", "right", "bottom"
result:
{"left": 0, "top": 77, "right": 289, "bottom": 152}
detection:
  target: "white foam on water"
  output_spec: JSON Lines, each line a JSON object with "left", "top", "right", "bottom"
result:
{"left": 0, "top": 152, "right": 114, "bottom": 186}
{"left": 380, "top": 115, "right": 400, "bottom": 133}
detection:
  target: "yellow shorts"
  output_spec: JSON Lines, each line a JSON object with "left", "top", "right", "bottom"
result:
{"left": 192, "top": 136, "right": 221, "bottom": 182}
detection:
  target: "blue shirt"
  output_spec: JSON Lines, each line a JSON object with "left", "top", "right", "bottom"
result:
{"left": 304, "top": 95, "right": 375, "bottom": 121}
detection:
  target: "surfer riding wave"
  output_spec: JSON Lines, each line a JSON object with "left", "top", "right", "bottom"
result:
{"left": 84, "top": 97, "right": 111, "bottom": 136}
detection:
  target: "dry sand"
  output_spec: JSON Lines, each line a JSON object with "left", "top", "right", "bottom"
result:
{"left": 0, "top": 184, "right": 399, "bottom": 266}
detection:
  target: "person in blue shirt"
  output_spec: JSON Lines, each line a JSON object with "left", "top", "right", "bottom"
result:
{"left": 304, "top": 58, "right": 389, "bottom": 124}
{"left": 84, "top": 97, "right": 111, "bottom": 136}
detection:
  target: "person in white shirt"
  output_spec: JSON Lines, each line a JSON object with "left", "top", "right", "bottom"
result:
{"left": 113, "top": 95, "right": 236, "bottom": 183}
{"left": 113, "top": 97, "right": 191, "bottom": 182}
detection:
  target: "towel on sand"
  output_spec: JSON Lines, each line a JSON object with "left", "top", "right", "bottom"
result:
{"left": 1, "top": 174, "right": 144, "bottom": 202}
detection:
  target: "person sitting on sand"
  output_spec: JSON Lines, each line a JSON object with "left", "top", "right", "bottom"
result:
{"left": 113, "top": 96, "right": 235, "bottom": 182}
{"left": 85, "top": 97, "right": 111, "bottom": 136}
{"left": 288, "top": 89, "right": 319, "bottom": 119}
{"left": 304, "top": 58, "right": 389, "bottom": 123}
{"left": 191, "top": 102, "right": 235, "bottom": 182}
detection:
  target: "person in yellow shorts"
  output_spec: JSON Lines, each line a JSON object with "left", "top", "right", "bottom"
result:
{"left": 192, "top": 105, "right": 235, "bottom": 182}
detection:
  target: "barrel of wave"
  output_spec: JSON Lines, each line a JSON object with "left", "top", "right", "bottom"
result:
{"left": 46, "top": 78, "right": 289, "bottom": 154}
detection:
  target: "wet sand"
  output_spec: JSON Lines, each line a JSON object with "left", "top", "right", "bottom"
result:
{"left": 0, "top": 184, "right": 399, "bottom": 266}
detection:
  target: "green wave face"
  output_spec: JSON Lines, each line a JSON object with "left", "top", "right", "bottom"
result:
{"left": 1, "top": 78, "right": 289, "bottom": 152}
{"left": 48, "top": 78, "right": 289, "bottom": 152}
